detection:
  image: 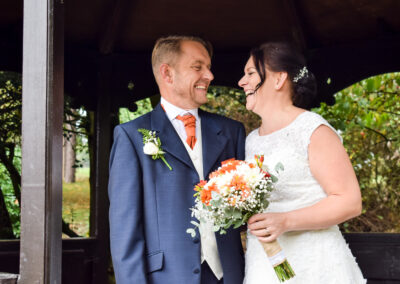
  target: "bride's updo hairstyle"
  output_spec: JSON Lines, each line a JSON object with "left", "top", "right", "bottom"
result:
{"left": 250, "top": 42, "right": 317, "bottom": 109}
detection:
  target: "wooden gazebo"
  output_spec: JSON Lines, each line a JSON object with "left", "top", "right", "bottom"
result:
{"left": 0, "top": 0, "right": 399, "bottom": 283}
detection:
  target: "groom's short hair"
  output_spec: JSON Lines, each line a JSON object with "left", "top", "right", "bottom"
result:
{"left": 151, "top": 35, "right": 213, "bottom": 82}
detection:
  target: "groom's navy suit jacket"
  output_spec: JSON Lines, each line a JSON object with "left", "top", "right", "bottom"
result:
{"left": 108, "top": 104, "right": 246, "bottom": 284}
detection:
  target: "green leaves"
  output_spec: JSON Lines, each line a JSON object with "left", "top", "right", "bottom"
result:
{"left": 137, "top": 128, "right": 153, "bottom": 145}
{"left": 313, "top": 72, "right": 400, "bottom": 233}
{"left": 186, "top": 228, "right": 196, "bottom": 238}
{"left": 242, "top": 212, "right": 252, "bottom": 223}
{"left": 232, "top": 219, "right": 243, "bottom": 229}
{"left": 232, "top": 208, "right": 242, "bottom": 219}
{"left": 119, "top": 98, "right": 153, "bottom": 124}
{"left": 274, "top": 162, "right": 284, "bottom": 174}
{"left": 270, "top": 173, "right": 279, "bottom": 183}
{"left": 210, "top": 197, "right": 222, "bottom": 208}
{"left": 0, "top": 72, "right": 23, "bottom": 238}
{"left": 201, "top": 86, "right": 261, "bottom": 135}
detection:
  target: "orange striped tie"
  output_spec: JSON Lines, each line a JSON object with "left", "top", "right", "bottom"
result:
{"left": 176, "top": 114, "right": 197, "bottom": 149}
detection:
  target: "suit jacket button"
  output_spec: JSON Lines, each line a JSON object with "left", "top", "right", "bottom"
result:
{"left": 193, "top": 238, "right": 199, "bottom": 243}
{"left": 193, "top": 268, "right": 200, "bottom": 274}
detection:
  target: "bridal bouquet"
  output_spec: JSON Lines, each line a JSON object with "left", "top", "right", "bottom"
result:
{"left": 187, "top": 156, "right": 295, "bottom": 282}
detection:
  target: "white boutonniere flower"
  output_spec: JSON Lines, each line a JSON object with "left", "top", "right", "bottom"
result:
{"left": 143, "top": 141, "right": 161, "bottom": 155}
{"left": 138, "top": 128, "right": 172, "bottom": 170}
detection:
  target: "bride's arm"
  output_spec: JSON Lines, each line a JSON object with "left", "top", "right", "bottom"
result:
{"left": 248, "top": 125, "right": 362, "bottom": 242}
{"left": 287, "top": 125, "right": 362, "bottom": 229}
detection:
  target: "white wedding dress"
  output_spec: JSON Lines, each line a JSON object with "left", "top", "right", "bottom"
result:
{"left": 244, "top": 111, "right": 366, "bottom": 284}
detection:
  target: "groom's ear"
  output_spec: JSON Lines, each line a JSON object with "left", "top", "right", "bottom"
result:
{"left": 160, "top": 63, "right": 173, "bottom": 84}
{"left": 274, "top": 72, "right": 288, "bottom": 90}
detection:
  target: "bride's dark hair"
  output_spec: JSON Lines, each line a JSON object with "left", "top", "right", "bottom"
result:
{"left": 250, "top": 42, "right": 317, "bottom": 109}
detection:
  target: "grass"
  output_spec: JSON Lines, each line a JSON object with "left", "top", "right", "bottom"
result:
{"left": 62, "top": 167, "right": 90, "bottom": 238}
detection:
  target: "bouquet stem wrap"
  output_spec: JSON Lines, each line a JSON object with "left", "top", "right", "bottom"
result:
{"left": 261, "top": 240, "right": 295, "bottom": 282}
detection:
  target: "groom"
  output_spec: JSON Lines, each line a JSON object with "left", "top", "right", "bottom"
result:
{"left": 108, "top": 35, "right": 245, "bottom": 284}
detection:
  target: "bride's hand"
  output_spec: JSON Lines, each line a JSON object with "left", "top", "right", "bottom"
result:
{"left": 247, "top": 212, "right": 288, "bottom": 243}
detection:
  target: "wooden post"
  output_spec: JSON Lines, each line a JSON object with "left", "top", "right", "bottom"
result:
{"left": 19, "top": 0, "right": 64, "bottom": 283}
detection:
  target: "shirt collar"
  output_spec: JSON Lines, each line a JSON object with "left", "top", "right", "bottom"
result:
{"left": 160, "top": 97, "right": 200, "bottom": 122}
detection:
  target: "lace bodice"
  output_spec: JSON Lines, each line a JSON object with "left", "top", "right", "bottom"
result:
{"left": 245, "top": 111, "right": 340, "bottom": 213}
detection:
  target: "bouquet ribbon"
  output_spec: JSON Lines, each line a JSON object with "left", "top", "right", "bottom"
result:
{"left": 261, "top": 240, "right": 295, "bottom": 281}
{"left": 261, "top": 240, "right": 286, "bottom": 267}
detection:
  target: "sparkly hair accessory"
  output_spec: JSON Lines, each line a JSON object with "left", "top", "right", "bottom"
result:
{"left": 293, "top": 66, "right": 309, "bottom": 83}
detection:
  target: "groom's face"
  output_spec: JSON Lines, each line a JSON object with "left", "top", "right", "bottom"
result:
{"left": 171, "top": 41, "right": 214, "bottom": 109}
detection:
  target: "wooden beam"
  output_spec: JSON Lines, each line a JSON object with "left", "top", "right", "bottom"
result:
{"left": 309, "top": 36, "right": 400, "bottom": 107}
{"left": 19, "top": 0, "right": 64, "bottom": 282}
{"left": 282, "top": 0, "right": 307, "bottom": 51}
{"left": 0, "top": 26, "right": 22, "bottom": 73}
{"left": 98, "top": 0, "right": 133, "bottom": 55}
{"left": 64, "top": 34, "right": 400, "bottom": 111}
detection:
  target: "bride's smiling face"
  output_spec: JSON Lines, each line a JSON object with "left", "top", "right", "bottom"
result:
{"left": 238, "top": 57, "right": 261, "bottom": 111}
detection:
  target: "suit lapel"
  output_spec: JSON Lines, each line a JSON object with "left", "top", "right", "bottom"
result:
{"left": 200, "top": 110, "right": 228, "bottom": 178}
{"left": 150, "top": 106, "right": 229, "bottom": 175}
{"left": 201, "top": 111, "right": 238, "bottom": 274}
{"left": 151, "top": 104, "right": 195, "bottom": 170}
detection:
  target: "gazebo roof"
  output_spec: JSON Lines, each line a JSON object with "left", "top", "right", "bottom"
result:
{"left": 1, "top": 0, "right": 400, "bottom": 109}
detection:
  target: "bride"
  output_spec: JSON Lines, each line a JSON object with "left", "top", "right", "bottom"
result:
{"left": 238, "top": 42, "right": 366, "bottom": 283}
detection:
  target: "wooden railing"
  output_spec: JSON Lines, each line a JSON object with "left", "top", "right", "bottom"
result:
{"left": 0, "top": 273, "right": 18, "bottom": 284}
{"left": 0, "top": 234, "right": 399, "bottom": 283}
{"left": 0, "top": 238, "right": 99, "bottom": 284}
{"left": 344, "top": 233, "right": 400, "bottom": 282}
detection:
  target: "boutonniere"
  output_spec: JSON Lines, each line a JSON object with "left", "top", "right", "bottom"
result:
{"left": 138, "top": 128, "right": 172, "bottom": 171}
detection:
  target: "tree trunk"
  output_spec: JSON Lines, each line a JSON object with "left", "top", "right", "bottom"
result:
{"left": 0, "top": 187, "right": 15, "bottom": 239}
{"left": 62, "top": 219, "right": 80, "bottom": 237}
{"left": 63, "top": 113, "right": 77, "bottom": 183}
{"left": 0, "top": 145, "right": 78, "bottom": 237}
{"left": 0, "top": 146, "right": 21, "bottom": 207}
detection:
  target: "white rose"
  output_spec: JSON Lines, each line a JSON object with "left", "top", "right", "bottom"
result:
{"left": 143, "top": 142, "right": 159, "bottom": 155}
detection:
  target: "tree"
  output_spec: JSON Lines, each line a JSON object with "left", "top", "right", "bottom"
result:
{"left": 119, "top": 98, "right": 154, "bottom": 124}
{"left": 314, "top": 73, "right": 400, "bottom": 232}
{"left": 0, "top": 72, "right": 22, "bottom": 238}
{"left": 62, "top": 100, "right": 90, "bottom": 184}
{"left": 0, "top": 71, "right": 85, "bottom": 238}
{"left": 0, "top": 186, "right": 14, "bottom": 238}
{"left": 201, "top": 86, "right": 260, "bottom": 134}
